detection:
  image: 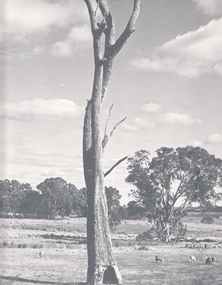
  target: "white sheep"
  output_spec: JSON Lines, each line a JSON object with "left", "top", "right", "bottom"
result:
{"left": 190, "top": 255, "right": 196, "bottom": 263}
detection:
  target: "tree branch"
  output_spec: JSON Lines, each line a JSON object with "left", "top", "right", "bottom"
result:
{"left": 84, "top": 0, "right": 98, "bottom": 32}
{"left": 112, "top": 0, "right": 141, "bottom": 56}
{"left": 97, "top": 0, "right": 115, "bottom": 50}
{"left": 172, "top": 179, "right": 185, "bottom": 205}
{"left": 100, "top": 0, "right": 141, "bottom": 103}
{"left": 102, "top": 115, "right": 127, "bottom": 151}
{"left": 109, "top": 116, "right": 127, "bottom": 138}
{"left": 85, "top": 0, "right": 107, "bottom": 65}
{"left": 104, "top": 156, "right": 128, "bottom": 177}
{"left": 174, "top": 195, "right": 190, "bottom": 217}
{"left": 94, "top": 0, "right": 100, "bottom": 15}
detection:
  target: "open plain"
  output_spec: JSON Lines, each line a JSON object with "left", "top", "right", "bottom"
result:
{"left": 0, "top": 214, "right": 222, "bottom": 285}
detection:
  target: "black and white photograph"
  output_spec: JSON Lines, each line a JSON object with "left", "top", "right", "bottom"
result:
{"left": 0, "top": 1, "right": 222, "bottom": 284}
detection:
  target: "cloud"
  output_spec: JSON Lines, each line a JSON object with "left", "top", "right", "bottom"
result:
{"left": 205, "top": 133, "right": 222, "bottom": 144}
{"left": 2, "top": 0, "right": 87, "bottom": 39}
{"left": 121, "top": 116, "right": 156, "bottom": 132}
{"left": 3, "top": 98, "right": 83, "bottom": 120}
{"left": 159, "top": 113, "right": 202, "bottom": 125}
{"left": 193, "top": 140, "right": 203, "bottom": 147}
{"left": 121, "top": 124, "right": 138, "bottom": 132}
{"left": 133, "top": 117, "right": 156, "bottom": 128}
{"left": 50, "top": 25, "right": 92, "bottom": 57}
{"left": 131, "top": 18, "right": 222, "bottom": 77}
{"left": 68, "top": 25, "right": 91, "bottom": 43}
{"left": 33, "top": 46, "right": 45, "bottom": 55}
{"left": 192, "top": 0, "right": 222, "bottom": 16}
{"left": 141, "top": 103, "right": 161, "bottom": 113}
{"left": 50, "top": 41, "right": 72, "bottom": 57}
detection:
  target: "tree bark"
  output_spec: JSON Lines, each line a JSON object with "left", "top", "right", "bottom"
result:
{"left": 83, "top": 1, "right": 141, "bottom": 284}
{"left": 164, "top": 222, "right": 171, "bottom": 243}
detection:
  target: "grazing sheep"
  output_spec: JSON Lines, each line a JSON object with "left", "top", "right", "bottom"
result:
{"left": 205, "top": 257, "right": 212, "bottom": 264}
{"left": 211, "top": 257, "right": 216, "bottom": 263}
{"left": 155, "top": 256, "right": 164, "bottom": 263}
{"left": 190, "top": 255, "right": 196, "bottom": 263}
{"left": 39, "top": 251, "right": 43, "bottom": 258}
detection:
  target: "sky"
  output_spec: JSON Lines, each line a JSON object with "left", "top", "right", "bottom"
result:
{"left": 0, "top": 0, "right": 222, "bottom": 205}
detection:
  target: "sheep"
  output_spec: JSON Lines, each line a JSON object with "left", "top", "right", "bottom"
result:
{"left": 155, "top": 256, "right": 164, "bottom": 263}
{"left": 190, "top": 255, "right": 196, "bottom": 263}
{"left": 39, "top": 251, "right": 43, "bottom": 258}
{"left": 205, "top": 257, "right": 212, "bottom": 264}
{"left": 211, "top": 257, "right": 216, "bottom": 263}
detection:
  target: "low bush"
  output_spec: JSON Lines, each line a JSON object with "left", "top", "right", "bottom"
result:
{"left": 201, "top": 216, "right": 214, "bottom": 224}
{"left": 136, "top": 227, "right": 160, "bottom": 241}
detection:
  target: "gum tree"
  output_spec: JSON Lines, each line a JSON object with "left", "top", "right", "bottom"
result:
{"left": 126, "top": 147, "right": 222, "bottom": 242}
{"left": 82, "top": 1, "right": 141, "bottom": 284}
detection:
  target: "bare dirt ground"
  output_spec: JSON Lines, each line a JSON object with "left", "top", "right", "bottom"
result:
{"left": 0, "top": 216, "right": 222, "bottom": 285}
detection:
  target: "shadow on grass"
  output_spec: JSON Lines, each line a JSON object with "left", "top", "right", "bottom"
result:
{"left": 40, "top": 234, "right": 87, "bottom": 244}
{"left": 0, "top": 276, "right": 86, "bottom": 285}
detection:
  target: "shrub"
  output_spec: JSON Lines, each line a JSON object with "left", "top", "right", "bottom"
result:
{"left": 173, "top": 222, "right": 187, "bottom": 241}
{"left": 136, "top": 226, "right": 162, "bottom": 241}
{"left": 201, "top": 216, "right": 214, "bottom": 224}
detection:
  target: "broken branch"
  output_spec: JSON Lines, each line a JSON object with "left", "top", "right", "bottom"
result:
{"left": 104, "top": 156, "right": 128, "bottom": 177}
{"left": 110, "top": 116, "right": 127, "bottom": 138}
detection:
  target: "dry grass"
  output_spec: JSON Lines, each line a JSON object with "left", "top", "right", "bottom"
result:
{"left": 1, "top": 216, "right": 222, "bottom": 285}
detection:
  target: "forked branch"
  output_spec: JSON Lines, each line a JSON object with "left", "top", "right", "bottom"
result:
{"left": 101, "top": 0, "right": 141, "bottom": 102}
{"left": 102, "top": 114, "right": 127, "bottom": 151}
{"left": 112, "top": 0, "right": 141, "bottom": 56}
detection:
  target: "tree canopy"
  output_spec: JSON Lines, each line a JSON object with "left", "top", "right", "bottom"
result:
{"left": 0, "top": 178, "right": 124, "bottom": 225}
{"left": 36, "top": 177, "right": 81, "bottom": 218}
{"left": 126, "top": 146, "right": 222, "bottom": 241}
{"left": 0, "top": 177, "right": 85, "bottom": 219}
{"left": 0, "top": 179, "right": 33, "bottom": 217}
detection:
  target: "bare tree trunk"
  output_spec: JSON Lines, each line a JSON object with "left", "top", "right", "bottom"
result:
{"left": 83, "top": 1, "right": 141, "bottom": 284}
{"left": 163, "top": 222, "right": 171, "bottom": 243}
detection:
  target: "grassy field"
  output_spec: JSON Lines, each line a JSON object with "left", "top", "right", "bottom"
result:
{"left": 0, "top": 214, "right": 222, "bottom": 285}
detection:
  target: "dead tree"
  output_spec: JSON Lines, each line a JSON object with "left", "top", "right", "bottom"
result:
{"left": 83, "top": 1, "right": 141, "bottom": 284}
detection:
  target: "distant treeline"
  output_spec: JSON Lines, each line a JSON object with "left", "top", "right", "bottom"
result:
{"left": 0, "top": 178, "right": 86, "bottom": 219}
{"left": 1, "top": 178, "right": 221, "bottom": 225}
{"left": 185, "top": 206, "right": 222, "bottom": 213}
{"left": 0, "top": 178, "right": 145, "bottom": 226}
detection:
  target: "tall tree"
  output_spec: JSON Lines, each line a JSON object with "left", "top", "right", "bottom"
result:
{"left": 0, "top": 179, "right": 33, "bottom": 216}
{"left": 126, "top": 147, "right": 222, "bottom": 242}
{"left": 0, "top": 180, "right": 12, "bottom": 216}
{"left": 36, "top": 177, "right": 78, "bottom": 218}
{"left": 83, "top": 1, "right": 141, "bottom": 284}
{"left": 20, "top": 189, "right": 40, "bottom": 217}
